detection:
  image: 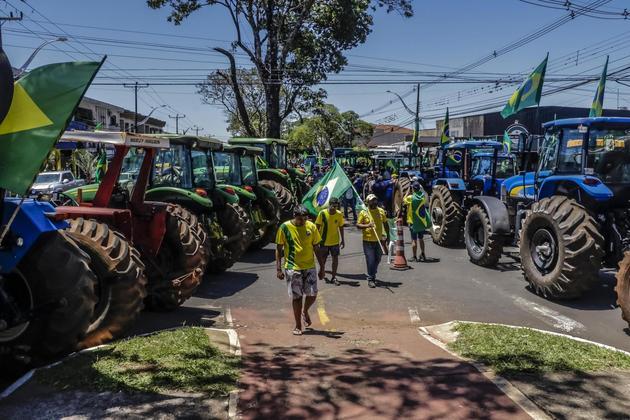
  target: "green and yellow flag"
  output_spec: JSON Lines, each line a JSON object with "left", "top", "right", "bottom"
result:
{"left": 440, "top": 108, "right": 450, "bottom": 147}
{"left": 590, "top": 56, "right": 609, "bottom": 118}
{"left": 503, "top": 131, "right": 512, "bottom": 154}
{"left": 94, "top": 146, "right": 108, "bottom": 183}
{"left": 302, "top": 161, "right": 356, "bottom": 215}
{"left": 0, "top": 60, "right": 103, "bottom": 194}
{"left": 501, "top": 54, "right": 548, "bottom": 119}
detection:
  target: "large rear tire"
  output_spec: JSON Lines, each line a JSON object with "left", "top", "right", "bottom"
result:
{"left": 464, "top": 204, "right": 504, "bottom": 267}
{"left": 520, "top": 196, "right": 603, "bottom": 299}
{"left": 429, "top": 185, "right": 465, "bottom": 246}
{"left": 66, "top": 219, "right": 147, "bottom": 348}
{"left": 250, "top": 195, "right": 280, "bottom": 250}
{"left": 393, "top": 177, "right": 412, "bottom": 216}
{"left": 260, "top": 179, "right": 296, "bottom": 221}
{"left": 145, "top": 204, "right": 207, "bottom": 311}
{"left": 615, "top": 252, "right": 630, "bottom": 328}
{"left": 0, "top": 231, "right": 96, "bottom": 368}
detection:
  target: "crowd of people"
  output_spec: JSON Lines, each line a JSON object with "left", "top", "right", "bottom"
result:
{"left": 275, "top": 175, "right": 431, "bottom": 335}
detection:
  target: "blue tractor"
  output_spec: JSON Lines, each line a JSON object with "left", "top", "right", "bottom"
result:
{"left": 0, "top": 50, "right": 98, "bottom": 369}
{"left": 429, "top": 140, "right": 516, "bottom": 248}
{"left": 476, "top": 117, "right": 630, "bottom": 325}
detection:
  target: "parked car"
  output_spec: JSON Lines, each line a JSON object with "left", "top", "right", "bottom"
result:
{"left": 30, "top": 170, "right": 85, "bottom": 195}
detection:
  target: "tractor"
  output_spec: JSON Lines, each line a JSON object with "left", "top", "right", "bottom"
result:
{"left": 58, "top": 131, "right": 208, "bottom": 314}
{"left": 219, "top": 144, "right": 280, "bottom": 249}
{"left": 145, "top": 135, "right": 252, "bottom": 273}
{"left": 471, "top": 117, "right": 630, "bottom": 327}
{"left": 228, "top": 138, "right": 307, "bottom": 220}
{"left": 429, "top": 140, "right": 516, "bottom": 249}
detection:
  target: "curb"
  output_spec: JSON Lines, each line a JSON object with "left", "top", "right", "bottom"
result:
{"left": 419, "top": 322, "right": 553, "bottom": 420}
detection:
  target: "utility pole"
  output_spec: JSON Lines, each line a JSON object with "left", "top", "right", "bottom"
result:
{"left": 413, "top": 82, "right": 420, "bottom": 158}
{"left": 123, "top": 82, "right": 148, "bottom": 132}
{"left": 169, "top": 113, "right": 185, "bottom": 134}
{"left": 192, "top": 125, "right": 203, "bottom": 136}
{"left": 0, "top": 12, "right": 23, "bottom": 45}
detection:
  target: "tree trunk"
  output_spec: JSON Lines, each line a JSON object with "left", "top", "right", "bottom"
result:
{"left": 265, "top": 84, "right": 282, "bottom": 138}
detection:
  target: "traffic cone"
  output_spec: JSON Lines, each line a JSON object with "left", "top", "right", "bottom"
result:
{"left": 390, "top": 215, "right": 410, "bottom": 271}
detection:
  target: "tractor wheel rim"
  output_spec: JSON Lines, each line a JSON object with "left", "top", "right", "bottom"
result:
{"left": 431, "top": 206, "right": 444, "bottom": 231}
{"left": 468, "top": 217, "right": 485, "bottom": 254}
{"left": 530, "top": 228, "right": 557, "bottom": 273}
{"left": 0, "top": 271, "right": 33, "bottom": 343}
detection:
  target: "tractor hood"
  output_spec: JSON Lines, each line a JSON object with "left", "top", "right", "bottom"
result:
{"left": 218, "top": 184, "right": 257, "bottom": 201}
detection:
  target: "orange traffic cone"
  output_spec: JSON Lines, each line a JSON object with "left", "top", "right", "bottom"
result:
{"left": 390, "top": 215, "right": 410, "bottom": 271}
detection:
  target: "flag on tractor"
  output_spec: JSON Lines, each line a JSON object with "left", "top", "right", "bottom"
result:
{"left": 501, "top": 54, "right": 548, "bottom": 119}
{"left": 94, "top": 146, "right": 108, "bottom": 183}
{"left": 303, "top": 161, "right": 364, "bottom": 215}
{"left": 0, "top": 60, "right": 103, "bottom": 194}
{"left": 590, "top": 56, "right": 609, "bottom": 118}
{"left": 503, "top": 131, "right": 512, "bottom": 154}
{"left": 440, "top": 108, "right": 450, "bottom": 146}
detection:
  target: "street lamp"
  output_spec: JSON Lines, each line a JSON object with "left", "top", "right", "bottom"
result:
{"left": 133, "top": 104, "right": 167, "bottom": 132}
{"left": 15, "top": 37, "right": 68, "bottom": 77}
{"left": 386, "top": 84, "right": 421, "bottom": 159}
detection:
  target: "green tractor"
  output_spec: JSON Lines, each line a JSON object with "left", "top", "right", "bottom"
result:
{"left": 228, "top": 138, "right": 308, "bottom": 220}
{"left": 145, "top": 135, "right": 252, "bottom": 273}
{"left": 218, "top": 144, "right": 280, "bottom": 249}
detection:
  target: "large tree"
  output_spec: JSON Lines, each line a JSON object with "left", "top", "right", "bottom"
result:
{"left": 287, "top": 103, "right": 373, "bottom": 152}
{"left": 198, "top": 68, "right": 325, "bottom": 137}
{"left": 148, "top": 0, "right": 413, "bottom": 138}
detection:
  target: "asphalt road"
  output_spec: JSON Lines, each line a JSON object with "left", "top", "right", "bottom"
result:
{"left": 177, "top": 226, "right": 630, "bottom": 353}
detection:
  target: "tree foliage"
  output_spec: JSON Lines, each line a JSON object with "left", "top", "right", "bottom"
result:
{"left": 147, "top": 0, "right": 413, "bottom": 138}
{"left": 286, "top": 104, "right": 373, "bottom": 152}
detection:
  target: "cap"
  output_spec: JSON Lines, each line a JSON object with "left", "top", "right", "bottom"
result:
{"left": 366, "top": 194, "right": 377, "bottom": 202}
{"left": 412, "top": 182, "right": 421, "bottom": 191}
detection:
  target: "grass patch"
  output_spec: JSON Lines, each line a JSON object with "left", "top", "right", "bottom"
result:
{"left": 36, "top": 327, "right": 240, "bottom": 397}
{"left": 448, "top": 323, "right": 630, "bottom": 376}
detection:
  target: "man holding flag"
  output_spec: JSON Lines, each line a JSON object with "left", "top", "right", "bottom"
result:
{"left": 357, "top": 194, "right": 389, "bottom": 288}
{"left": 402, "top": 182, "right": 430, "bottom": 262}
{"left": 315, "top": 197, "right": 345, "bottom": 286}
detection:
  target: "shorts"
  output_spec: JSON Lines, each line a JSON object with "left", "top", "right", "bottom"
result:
{"left": 319, "top": 245, "right": 340, "bottom": 257}
{"left": 410, "top": 229, "right": 426, "bottom": 241}
{"left": 286, "top": 268, "right": 318, "bottom": 300}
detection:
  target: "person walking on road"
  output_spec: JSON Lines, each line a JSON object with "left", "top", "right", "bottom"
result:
{"left": 315, "top": 197, "right": 345, "bottom": 286}
{"left": 276, "top": 205, "right": 322, "bottom": 335}
{"left": 357, "top": 194, "right": 390, "bottom": 288}
{"left": 402, "top": 182, "right": 430, "bottom": 262}
{"left": 342, "top": 186, "right": 357, "bottom": 222}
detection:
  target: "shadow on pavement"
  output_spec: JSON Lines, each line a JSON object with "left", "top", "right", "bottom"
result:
{"left": 336, "top": 273, "right": 366, "bottom": 280}
{"left": 195, "top": 271, "right": 258, "bottom": 299}
{"left": 336, "top": 280, "right": 360, "bottom": 287}
{"left": 302, "top": 329, "right": 345, "bottom": 339}
{"left": 126, "top": 306, "right": 223, "bottom": 337}
{"left": 237, "top": 343, "right": 529, "bottom": 419}
{"left": 239, "top": 248, "right": 276, "bottom": 264}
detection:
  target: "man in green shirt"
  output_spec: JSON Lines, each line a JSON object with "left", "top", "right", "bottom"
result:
{"left": 402, "top": 182, "right": 430, "bottom": 262}
{"left": 315, "top": 197, "right": 345, "bottom": 286}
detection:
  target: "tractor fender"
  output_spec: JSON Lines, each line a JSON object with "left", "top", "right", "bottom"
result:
{"left": 432, "top": 178, "right": 466, "bottom": 191}
{"left": 256, "top": 184, "right": 277, "bottom": 199}
{"left": 0, "top": 198, "right": 66, "bottom": 273}
{"left": 214, "top": 187, "right": 240, "bottom": 204}
{"left": 470, "top": 196, "right": 511, "bottom": 235}
{"left": 218, "top": 184, "right": 257, "bottom": 201}
{"left": 145, "top": 187, "right": 214, "bottom": 211}
{"left": 538, "top": 176, "right": 613, "bottom": 203}
{"left": 258, "top": 168, "right": 289, "bottom": 183}
{"left": 64, "top": 183, "right": 100, "bottom": 203}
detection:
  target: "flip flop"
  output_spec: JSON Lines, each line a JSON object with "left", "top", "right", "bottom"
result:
{"left": 293, "top": 328, "right": 303, "bottom": 335}
{"left": 303, "top": 313, "right": 312, "bottom": 328}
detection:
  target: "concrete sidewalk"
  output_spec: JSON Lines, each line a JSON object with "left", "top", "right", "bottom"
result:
{"left": 233, "top": 308, "right": 531, "bottom": 419}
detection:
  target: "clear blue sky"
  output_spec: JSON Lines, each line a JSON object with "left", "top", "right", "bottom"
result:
{"left": 3, "top": 0, "right": 630, "bottom": 137}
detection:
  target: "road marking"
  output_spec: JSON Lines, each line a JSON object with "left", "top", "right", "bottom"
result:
{"left": 225, "top": 306, "right": 234, "bottom": 328}
{"left": 408, "top": 307, "right": 421, "bottom": 323}
{"left": 317, "top": 294, "right": 330, "bottom": 326}
{"left": 513, "top": 297, "right": 585, "bottom": 332}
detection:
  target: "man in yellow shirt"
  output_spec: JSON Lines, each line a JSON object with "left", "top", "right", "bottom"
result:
{"left": 276, "top": 205, "right": 322, "bottom": 335}
{"left": 356, "top": 194, "right": 390, "bottom": 288}
{"left": 402, "top": 182, "right": 429, "bottom": 262}
{"left": 315, "top": 197, "right": 345, "bottom": 286}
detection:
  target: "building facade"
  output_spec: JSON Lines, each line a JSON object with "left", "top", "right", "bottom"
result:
{"left": 73, "top": 97, "right": 165, "bottom": 133}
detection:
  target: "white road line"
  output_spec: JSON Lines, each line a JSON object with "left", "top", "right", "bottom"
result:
{"left": 225, "top": 306, "right": 234, "bottom": 328}
{"left": 408, "top": 307, "right": 421, "bottom": 323}
{"left": 513, "top": 297, "right": 585, "bottom": 332}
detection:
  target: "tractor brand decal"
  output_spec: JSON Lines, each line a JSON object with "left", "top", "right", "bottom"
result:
{"left": 509, "top": 184, "right": 535, "bottom": 198}
{"left": 567, "top": 139, "right": 583, "bottom": 148}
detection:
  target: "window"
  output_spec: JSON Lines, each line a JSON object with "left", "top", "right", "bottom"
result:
{"left": 191, "top": 150, "right": 214, "bottom": 189}
{"left": 496, "top": 158, "right": 515, "bottom": 178}
{"left": 213, "top": 152, "right": 241, "bottom": 185}
{"left": 61, "top": 172, "right": 73, "bottom": 182}
{"left": 471, "top": 156, "right": 492, "bottom": 177}
{"left": 110, "top": 115, "right": 117, "bottom": 127}
{"left": 269, "top": 143, "right": 286, "bottom": 169}
{"left": 152, "top": 145, "right": 192, "bottom": 188}
{"left": 539, "top": 129, "right": 560, "bottom": 173}
{"left": 240, "top": 155, "right": 257, "bottom": 186}
{"left": 557, "top": 129, "right": 584, "bottom": 173}
{"left": 587, "top": 128, "right": 630, "bottom": 183}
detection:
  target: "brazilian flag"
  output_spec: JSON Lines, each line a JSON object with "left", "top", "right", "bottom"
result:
{"left": 0, "top": 60, "right": 103, "bottom": 194}
{"left": 590, "top": 56, "right": 608, "bottom": 118}
{"left": 94, "top": 146, "right": 108, "bottom": 183}
{"left": 501, "top": 54, "right": 548, "bottom": 119}
{"left": 411, "top": 190, "right": 430, "bottom": 232}
{"left": 440, "top": 108, "right": 450, "bottom": 147}
{"left": 503, "top": 131, "right": 512, "bottom": 154}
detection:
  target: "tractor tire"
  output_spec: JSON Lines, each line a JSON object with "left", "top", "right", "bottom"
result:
{"left": 66, "top": 219, "right": 147, "bottom": 348}
{"left": 221, "top": 202, "right": 253, "bottom": 260}
{"left": 464, "top": 205, "right": 504, "bottom": 267}
{"left": 393, "top": 177, "right": 412, "bottom": 216}
{"left": 145, "top": 204, "right": 207, "bottom": 311}
{"left": 250, "top": 195, "right": 281, "bottom": 250}
{"left": 260, "top": 179, "right": 296, "bottom": 221}
{"left": 429, "top": 185, "right": 465, "bottom": 247}
{"left": 520, "top": 196, "right": 603, "bottom": 299}
{"left": 0, "top": 231, "right": 96, "bottom": 369}
{"left": 615, "top": 252, "right": 630, "bottom": 328}
{"left": 170, "top": 207, "right": 211, "bottom": 277}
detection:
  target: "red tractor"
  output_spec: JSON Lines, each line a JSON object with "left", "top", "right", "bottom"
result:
{"left": 55, "top": 131, "right": 208, "bottom": 345}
